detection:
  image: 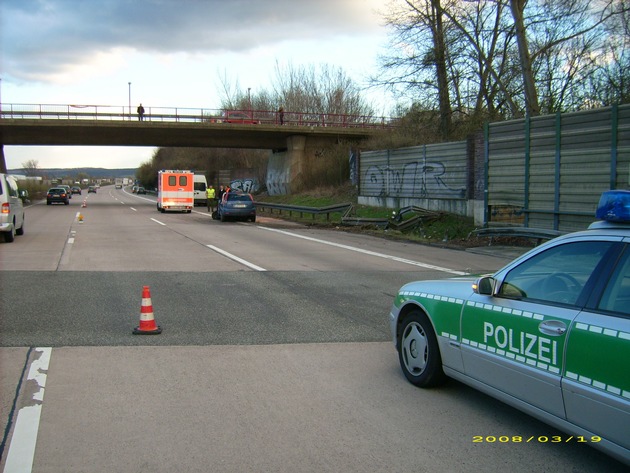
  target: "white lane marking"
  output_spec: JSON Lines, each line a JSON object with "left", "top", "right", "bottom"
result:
{"left": 3, "top": 347, "right": 52, "bottom": 473}
{"left": 192, "top": 208, "right": 213, "bottom": 217}
{"left": 151, "top": 218, "right": 166, "bottom": 226}
{"left": 206, "top": 245, "right": 267, "bottom": 271}
{"left": 130, "top": 207, "right": 137, "bottom": 211}
{"left": 68, "top": 237, "right": 75, "bottom": 244}
{"left": 258, "top": 227, "right": 467, "bottom": 275}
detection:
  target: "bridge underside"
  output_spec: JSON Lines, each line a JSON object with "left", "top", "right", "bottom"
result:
{"left": 0, "top": 120, "right": 375, "bottom": 190}
{"left": 0, "top": 119, "right": 372, "bottom": 149}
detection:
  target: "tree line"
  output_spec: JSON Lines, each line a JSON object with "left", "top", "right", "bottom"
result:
{"left": 373, "top": 0, "right": 629, "bottom": 139}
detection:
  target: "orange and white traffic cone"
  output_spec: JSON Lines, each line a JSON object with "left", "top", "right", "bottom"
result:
{"left": 82, "top": 199, "right": 87, "bottom": 208}
{"left": 133, "top": 285, "right": 162, "bottom": 335}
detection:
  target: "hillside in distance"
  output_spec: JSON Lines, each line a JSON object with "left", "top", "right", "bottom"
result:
{"left": 9, "top": 167, "right": 137, "bottom": 179}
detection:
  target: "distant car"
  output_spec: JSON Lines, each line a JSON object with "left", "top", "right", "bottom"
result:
{"left": 46, "top": 188, "right": 70, "bottom": 205}
{"left": 58, "top": 185, "right": 72, "bottom": 199}
{"left": 71, "top": 186, "right": 82, "bottom": 195}
{"left": 88, "top": 186, "right": 97, "bottom": 193}
{"left": 389, "top": 189, "right": 630, "bottom": 466}
{"left": 136, "top": 187, "right": 146, "bottom": 195}
{"left": 213, "top": 191, "right": 256, "bottom": 222}
{"left": 223, "top": 111, "right": 260, "bottom": 124}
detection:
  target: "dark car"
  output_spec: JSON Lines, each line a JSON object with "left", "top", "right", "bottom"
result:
{"left": 88, "top": 186, "right": 97, "bottom": 193}
{"left": 213, "top": 191, "right": 256, "bottom": 222}
{"left": 136, "top": 187, "right": 146, "bottom": 195}
{"left": 59, "top": 184, "right": 72, "bottom": 199}
{"left": 71, "top": 186, "right": 82, "bottom": 195}
{"left": 46, "top": 188, "right": 70, "bottom": 205}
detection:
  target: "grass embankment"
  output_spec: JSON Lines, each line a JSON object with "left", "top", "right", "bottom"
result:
{"left": 256, "top": 185, "right": 478, "bottom": 246}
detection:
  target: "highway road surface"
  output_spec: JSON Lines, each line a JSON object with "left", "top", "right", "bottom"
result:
{"left": 0, "top": 186, "right": 626, "bottom": 472}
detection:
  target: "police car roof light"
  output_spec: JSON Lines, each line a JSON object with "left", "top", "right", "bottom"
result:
{"left": 595, "top": 190, "right": 630, "bottom": 222}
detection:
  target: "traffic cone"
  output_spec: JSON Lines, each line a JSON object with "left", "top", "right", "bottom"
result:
{"left": 82, "top": 199, "right": 87, "bottom": 208}
{"left": 133, "top": 286, "right": 162, "bottom": 335}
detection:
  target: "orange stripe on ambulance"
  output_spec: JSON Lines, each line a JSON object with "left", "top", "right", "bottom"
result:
{"left": 483, "top": 322, "right": 558, "bottom": 365}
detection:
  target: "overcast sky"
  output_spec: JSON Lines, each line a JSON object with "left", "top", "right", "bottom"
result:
{"left": 1, "top": 0, "right": 391, "bottom": 170}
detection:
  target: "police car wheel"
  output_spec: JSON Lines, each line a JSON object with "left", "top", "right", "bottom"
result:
{"left": 398, "top": 311, "right": 446, "bottom": 388}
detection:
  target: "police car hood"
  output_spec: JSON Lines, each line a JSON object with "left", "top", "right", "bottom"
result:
{"left": 400, "top": 276, "right": 481, "bottom": 298}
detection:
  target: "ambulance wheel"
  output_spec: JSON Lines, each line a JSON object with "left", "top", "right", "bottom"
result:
{"left": 397, "top": 310, "right": 446, "bottom": 388}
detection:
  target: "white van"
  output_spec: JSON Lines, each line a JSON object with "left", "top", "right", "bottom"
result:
{"left": 0, "top": 173, "right": 25, "bottom": 243}
{"left": 193, "top": 174, "right": 208, "bottom": 206}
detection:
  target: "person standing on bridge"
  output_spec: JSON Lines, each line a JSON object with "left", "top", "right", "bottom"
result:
{"left": 137, "top": 103, "right": 145, "bottom": 121}
{"left": 278, "top": 106, "right": 284, "bottom": 125}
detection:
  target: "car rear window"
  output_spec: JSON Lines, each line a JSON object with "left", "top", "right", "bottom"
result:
{"left": 228, "top": 193, "right": 252, "bottom": 202}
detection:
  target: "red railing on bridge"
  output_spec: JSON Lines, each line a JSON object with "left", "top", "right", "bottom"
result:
{"left": 0, "top": 103, "right": 394, "bottom": 129}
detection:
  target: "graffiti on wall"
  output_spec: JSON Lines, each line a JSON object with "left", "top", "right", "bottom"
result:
{"left": 349, "top": 150, "right": 358, "bottom": 185}
{"left": 266, "top": 168, "right": 290, "bottom": 195}
{"left": 363, "top": 160, "right": 466, "bottom": 198}
{"left": 230, "top": 178, "right": 260, "bottom": 193}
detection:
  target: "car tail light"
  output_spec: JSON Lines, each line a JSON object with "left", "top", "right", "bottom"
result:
{"left": 1, "top": 202, "right": 9, "bottom": 214}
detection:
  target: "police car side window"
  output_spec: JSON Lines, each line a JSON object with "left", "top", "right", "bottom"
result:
{"left": 498, "top": 242, "right": 612, "bottom": 305}
{"left": 598, "top": 247, "right": 630, "bottom": 315}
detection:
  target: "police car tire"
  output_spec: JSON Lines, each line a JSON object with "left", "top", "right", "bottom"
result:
{"left": 398, "top": 311, "right": 446, "bottom": 388}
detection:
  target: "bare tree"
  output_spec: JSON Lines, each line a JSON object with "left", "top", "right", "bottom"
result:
{"left": 21, "top": 159, "right": 39, "bottom": 176}
{"left": 509, "top": 0, "right": 540, "bottom": 116}
{"left": 377, "top": 0, "right": 628, "bottom": 126}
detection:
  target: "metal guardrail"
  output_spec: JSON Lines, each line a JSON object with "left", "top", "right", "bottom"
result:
{"left": 469, "top": 226, "right": 564, "bottom": 245}
{"left": 254, "top": 202, "right": 441, "bottom": 229}
{"left": 0, "top": 104, "right": 395, "bottom": 129}
{"left": 254, "top": 201, "right": 388, "bottom": 227}
{"left": 254, "top": 202, "right": 354, "bottom": 222}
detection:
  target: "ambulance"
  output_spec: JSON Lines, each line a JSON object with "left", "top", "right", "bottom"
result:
{"left": 156, "top": 170, "right": 194, "bottom": 213}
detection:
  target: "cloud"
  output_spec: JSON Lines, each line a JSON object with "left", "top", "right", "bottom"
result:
{"left": 1, "top": 0, "right": 383, "bottom": 82}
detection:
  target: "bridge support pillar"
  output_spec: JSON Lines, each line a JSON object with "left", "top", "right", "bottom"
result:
{"left": 267, "top": 135, "right": 320, "bottom": 195}
{"left": 0, "top": 145, "right": 6, "bottom": 174}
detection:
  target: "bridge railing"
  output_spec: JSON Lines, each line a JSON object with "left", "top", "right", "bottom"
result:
{"left": 0, "top": 104, "right": 395, "bottom": 129}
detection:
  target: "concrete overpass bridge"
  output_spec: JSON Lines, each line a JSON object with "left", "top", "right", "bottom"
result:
{"left": 0, "top": 104, "right": 391, "bottom": 192}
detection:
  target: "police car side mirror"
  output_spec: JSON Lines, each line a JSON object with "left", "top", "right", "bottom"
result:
{"left": 473, "top": 276, "right": 495, "bottom": 295}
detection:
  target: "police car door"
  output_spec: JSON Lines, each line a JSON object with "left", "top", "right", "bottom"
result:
{"left": 562, "top": 242, "right": 630, "bottom": 454}
{"left": 460, "top": 240, "right": 614, "bottom": 418}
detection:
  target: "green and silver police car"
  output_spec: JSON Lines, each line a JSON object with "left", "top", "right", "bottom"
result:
{"left": 390, "top": 190, "right": 630, "bottom": 465}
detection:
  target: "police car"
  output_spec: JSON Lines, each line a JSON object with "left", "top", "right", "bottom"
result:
{"left": 389, "top": 190, "right": 630, "bottom": 465}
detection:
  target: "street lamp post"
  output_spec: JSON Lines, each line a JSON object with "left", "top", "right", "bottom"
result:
{"left": 128, "top": 82, "right": 131, "bottom": 121}
{"left": 247, "top": 87, "right": 251, "bottom": 115}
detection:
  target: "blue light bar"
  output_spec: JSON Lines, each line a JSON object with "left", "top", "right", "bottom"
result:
{"left": 595, "top": 190, "right": 630, "bottom": 222}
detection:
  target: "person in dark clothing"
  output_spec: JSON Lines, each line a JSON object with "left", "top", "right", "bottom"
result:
{"left": 137, "top": 103, "right": 145, "bottom": 121}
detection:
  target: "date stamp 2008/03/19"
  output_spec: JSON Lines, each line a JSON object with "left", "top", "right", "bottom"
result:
{"left": 473, "top": 436, "right": 601, "bottom": 443}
